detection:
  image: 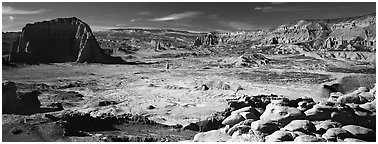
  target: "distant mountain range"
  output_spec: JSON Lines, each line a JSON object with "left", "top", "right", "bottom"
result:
{"left": 3, "top": 13, "right": 376, "bottom": 57}
{"left": 195, "top": 13, "right": 376, "bottom": 52}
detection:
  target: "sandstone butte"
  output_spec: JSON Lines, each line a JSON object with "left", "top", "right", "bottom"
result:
{"left": 9, "top": 17, "right": 124, "bottom": 64}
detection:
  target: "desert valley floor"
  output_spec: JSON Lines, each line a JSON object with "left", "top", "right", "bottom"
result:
{"left": 2, "top": 48, "right": 376, "bottom": 141}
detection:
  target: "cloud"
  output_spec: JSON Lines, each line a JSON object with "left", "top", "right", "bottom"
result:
{"left": 130, "top": 17, "right": 143, "bottom": 22}
{"left": 228, "top": 22, "right": 255, "bottom": 30}
{"left": 149, "top": 11, "right": 203, "bottom": 21}
{"left": 138, "top": 11, "right": 151, "bottom": 15}
{"left": 91, "top": 25, "right": 115, "bottom": 31}
{"left": 8, "top": 16, "right": 14, "bottom": 21}
{"left": 254, "top": 6, "right": 316, "bottom": 12}
{"left": 219, "top": 21, "right": 255, "bottom": 30}
{"left": 209, "top": 13, "right": 220, "bottom": 19}
{"left": 271, "top": 2, "right": 288, "bottom": 5}
{"left": 254, "top": 7, "right": 273, "bottom": 10}
{"left": 115, "top": 24, "right": 128, "bottom": 27}
{"left": 2, "top": 6, "right": 46, "bottom": 15}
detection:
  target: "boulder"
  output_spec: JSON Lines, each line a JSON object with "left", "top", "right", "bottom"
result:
{"left": 343, "top": 138, "right": 367, "bottom": 142}
{"left": 230, "top": 106, "right": 259, "bottom": 116}
{"left": 349, "top": 103, "right": 373, "bottom": 117}
{"left": 227, "top": 134, "right": 263, "bottom": 142}
{"left": 227, "top": 124, "right": 241, "bottom": 136}
{"left": 297, "top": 101, "right": 315, "bottom": 111}
{"left": 227, "top": 136, "right": 252, "bottom": 142}
{"left": 9, "top": 17, "right": 123, "bottom": 64}
{"left": 183, "top": 111, "right": 226, "bottom": 132}
{"left": 239, "top": 112, "right": 259, "bottom": 120}
{"left": 226, "top": 119, "right": 254, "bottom": 136}
{"left": 345, "top": 103, "right": 376, "bottom": 129}
{"left": 227, "top": 101, "right": 249, "bottom": 111}
{"left": 342, "top": 125, "right": 375, "bottom": 141}
{"left": 219, "top": 125, "right": 230, "bottom": 133}
{"left": 222, "top": 114, "right": 245, "bottom": 127}
{"left": 358, "top": 86, "right": 375, "bottom": 101}
{"left": 270, "top": 99, "right": 290, "bottom": 106}
{"left": 324, "top": 75, "right": 376, "bottom": 95}
{"left": 322, "top": 128, "right": 354, "bottom": 140}
{"left": 193, "top": 129, "right": 231, "bottom": 142}
{"left": 265, "top": 130, "right": 297, "bottom": 142}
{"left": 260, "top": 103, "right": 305, "bottom": 125}
{"left": 292, "top": 131, "right": 308, "bottom": 136}
{"left": 293, "top": 135, "right": 327, "bottom": 142}
{"left": 282, "top": 120, "right": 316, "bottom": 133}
{"left": 230, "top": 125, "right": 250, "bottom": 137}
{"left": 359, "top": 100, "right": 376, "bottom": 113}
{"left": 337, "top": 90, "right": 368, "bottom": 104}
{"left": 197, "top": 112, "right": 226, "bottom": 132}
{"left": 330, "top": 105, "right": 357, "bottom": 125}
{"left": 250, "top": 120, "right": 280, "bottom": 133}
{"left": 318, "top": 75, "right": 376, "bottom": 98}
{"left": 358, "top": 92, "right": 375, "bottom": 101}
{"left": 305, "top": 103, "right": 337, "bottom": 121}
{"left": 328, "top": 92, "right": 343, "bottom": 103}
{"left": 315, "top": 120, "right": 342, "bottom": 134}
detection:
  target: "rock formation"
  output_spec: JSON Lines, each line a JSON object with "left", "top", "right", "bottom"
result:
{"left": 318, "top": 74, "right": 376, "bottom": 98}
{"left": 217, "top": 53, "right": 271, "bottom": 67}
{"left": 193, "top": 13, "right": 376, "bottom": 53}
{"left": 2, "top": 81, "right": 43, "bottom": 114}
{"left": 9, "top": 17, "right": 124, "bottom": 64}
{"left": 194, "top": 32, "right": 218, "bottom": 47}
{"left": 189, "top": 83, "right": 376, "bottom": 142}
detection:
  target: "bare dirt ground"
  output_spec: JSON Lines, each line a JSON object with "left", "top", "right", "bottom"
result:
{"left": 2, "top": 49, "right": 375, "bottom": 141}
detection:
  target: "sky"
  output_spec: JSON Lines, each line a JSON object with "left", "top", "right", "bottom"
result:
{"left": 2, "top": 2, "right": 376, "bottom": 32}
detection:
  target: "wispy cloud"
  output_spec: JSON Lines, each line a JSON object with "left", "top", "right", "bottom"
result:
{"left": 2, "top": 6, "right": 46, "bottom": 15}
{"left": 254, "top": 5, "right": 316, "bottom": 12}
{"left": 130, "top": 17, "right": 143, "bottom": 22}
{"left": 3, "top": 16, "right": 15, "bottom": 21}
{"left": 91, "top": 25, "right": 115, "bottom": 31}
{"left": 149, "top": 11, "right": 203, "bottom": 21}
{"left": 209, "top": 13, "right": 220, "bottom": 20}
{"left": 138, "top": 11, "right": 151, "bottom": 15}
{"left": 271, "top": 2, "right": 288, "bottom": 5}
{"left": 219, "top": 21, "right": 255, "bottom": 30}
{"left": 254, "top": 7, "right": 273, "bottom": 11}
{"left": 8, "top": 16, "right": 14, "bottom": 21}
{"left": 115, "top": 24, "right": 128, "bottom": 27}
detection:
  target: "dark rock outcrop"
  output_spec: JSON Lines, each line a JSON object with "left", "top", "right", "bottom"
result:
{"left": 2, "top": 82, "right": 42, "bottom": 114}
{"left": 2, "top": 81, "right": 23, "bottom": 113}
{"left": 2, "top": 81, "right": 62, "bottom": 115}
{"left": 9, "top": 17, "right": 124, "bottom": 64}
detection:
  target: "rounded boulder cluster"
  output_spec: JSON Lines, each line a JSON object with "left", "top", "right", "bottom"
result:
{"left": 191, "top": 85, "right": 376, "bottom": 142}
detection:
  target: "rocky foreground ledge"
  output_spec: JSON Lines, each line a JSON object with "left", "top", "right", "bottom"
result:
{"left": 186, "top": 85, "right": 376, "bottom": 142}
{"left": 2, "top": 80, "right": 376, "bottom": 142}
